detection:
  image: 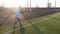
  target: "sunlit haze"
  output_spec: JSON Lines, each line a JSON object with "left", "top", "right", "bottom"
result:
{"left": 0, "top": 0, "right": 60, "bottom": 8}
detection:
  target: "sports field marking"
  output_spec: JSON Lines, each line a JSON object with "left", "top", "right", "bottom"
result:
{"left": 2, "top": 13, "right": 60, "bottom": 34}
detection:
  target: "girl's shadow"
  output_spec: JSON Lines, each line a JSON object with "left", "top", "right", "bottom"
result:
{"left": 20, "top": 27, "right": 25, "bottom": 34}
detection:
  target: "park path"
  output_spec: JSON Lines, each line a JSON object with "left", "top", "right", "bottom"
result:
{"left": 3, "top": 15, "right": 15, "bottom": 25}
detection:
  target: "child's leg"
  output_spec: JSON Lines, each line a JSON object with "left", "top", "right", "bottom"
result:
{"left": 13, "top": 18, "right": 18, "bottom": 34}
{"left": 19, "top": 19, "right": 24, "bottom": 30}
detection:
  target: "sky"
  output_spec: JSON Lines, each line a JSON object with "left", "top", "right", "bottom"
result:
{"left": 0, "top": 0, "right": 60, "bottom": 8}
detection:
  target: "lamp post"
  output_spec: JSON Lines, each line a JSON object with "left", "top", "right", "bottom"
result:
{"left": 55, "top": 0, "right": 56, "bottom": 7}
{"left": 27, "top": 0, "right": 28, "bottom": 12}
{"left": 27, "top": 0, "right": 28, "bottom": 8}
{"left": 48, "top": 0, "right": 49, "bottom": 4}
{"left": 30, "top": 0, "right": 31, "bottom": 13}
{"left": 27, "top": 0, "right": 31, "bottom": 13}
{"left": 48, "top": 0, "right": 49, "bottom": 8}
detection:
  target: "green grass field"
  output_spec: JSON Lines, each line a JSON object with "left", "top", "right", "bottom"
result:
{"left": 1, "top": 12, "right": 60, "bottom": 34}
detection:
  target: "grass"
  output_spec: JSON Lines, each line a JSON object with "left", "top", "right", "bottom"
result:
{"left": 0, "top": 12, "right": 7, "bottom": 16}
{"left": 1, "top": 12, "right": 60, "bottom": 34}
{"left": 10, "top": 12, "right": 60, "bottom": 34}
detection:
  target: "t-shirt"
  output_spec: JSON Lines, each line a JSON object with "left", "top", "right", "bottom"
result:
{"left": 15, "top": 9, "right": 20, "bottom": 18}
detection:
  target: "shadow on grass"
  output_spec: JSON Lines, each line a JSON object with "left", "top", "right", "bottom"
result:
{"left": 47, "top": 16, "right": 60, "bottom": 21}
{"left": 0, "top": 26, "right": 2, "bottom": 34}
{"left": 28, "top": 20, "right": 43, "bottom": 34}
{"left": 13, "top": 26, "right": 25, "bottom": 34}
{"left": 24, "top": 15, "right": 43, "bottom": 34}
{"left": 20, "top": 27, "right": 25, "bottom": 34}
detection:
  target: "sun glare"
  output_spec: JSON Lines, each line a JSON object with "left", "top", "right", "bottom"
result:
{"left": 3, "top": 0, "right": 27, "bottom": 8}
{"left": 1, "top": 0, "right": 60, "bottom": 8}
